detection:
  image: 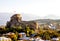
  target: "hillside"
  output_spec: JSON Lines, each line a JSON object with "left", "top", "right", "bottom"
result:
{"left": 32, "top": 19, "right": 60, "bottom": 24}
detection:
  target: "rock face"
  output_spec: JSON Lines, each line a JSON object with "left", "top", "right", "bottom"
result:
{"left": 6, "top": 14, "right": 38, "bottom": 30}
{"left": 10, "top": 14, "right": 22, "bottom": 22}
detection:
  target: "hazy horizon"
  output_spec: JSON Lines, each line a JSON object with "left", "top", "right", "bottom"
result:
{"left": 0, "top": 13, "right": 60, "bottom": 25}
{"left": 0, "top": 0, "right": 60, "bottom": 25}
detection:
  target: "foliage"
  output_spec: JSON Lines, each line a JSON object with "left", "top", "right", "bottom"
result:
{"left": 0, "top": 25, "right": 60, "bottom": 40}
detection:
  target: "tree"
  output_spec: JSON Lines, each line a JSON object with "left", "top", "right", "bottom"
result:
{"left": 16, "top": 26, "right": 23, "bottom": 32}
{"left": 42, "top": 31, "right": 51, "bottom": 40}
{"left": 25, "top": 27, "right": 30, "bottom": 36}
{"left": 29, "top": 30, "right": 35, "bottom": 35}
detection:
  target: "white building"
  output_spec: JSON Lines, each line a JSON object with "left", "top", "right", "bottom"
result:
{"left": 0, "top": 37, "right": 11, "bottom": 41}
{"left": 34, "top": 37, "right": 44, "bottom": 41}
{"left": 51, "top": 38, "right": 59, "bottom": 41}
{"left": 19, "top": 32, "right": 26, "bottom": 38}
{"left": 18, "top": 32, "right": 30, "bottom": 41}
{"left": 49, "top": 24, "right": 56, "bottom": 29}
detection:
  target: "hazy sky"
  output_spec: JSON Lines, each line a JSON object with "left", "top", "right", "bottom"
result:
{"left": 0, "top": 0, "right": 60, "bottom": 25}
{"left": 0, "top": 0, "right": 60, "bottom": 17}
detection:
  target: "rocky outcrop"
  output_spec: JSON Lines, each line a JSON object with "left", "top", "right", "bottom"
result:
{"left": 6, "top": 14, "right": 38, "bottom": 30}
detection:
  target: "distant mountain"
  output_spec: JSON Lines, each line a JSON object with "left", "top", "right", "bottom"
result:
{"left": 32, "top": 14, "right": 60, "bottom": 24}
{"left": 32, "top": 19, "right": 60, "bottom": 24}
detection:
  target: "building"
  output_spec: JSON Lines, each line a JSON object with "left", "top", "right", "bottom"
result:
{"left": 49, "top": 24, "right": 56, "bottom": 29}
{"left": 0, "top": 37, "right": 12, "bottom": 41}
{"left": 18, "top": 32, "right": 30, "bottom": 41}
{"left": 18, "top": 32, "right": 26, "bottom": 38}
{"left": 51, "top": 37, "right": 59, "bottom": 41}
